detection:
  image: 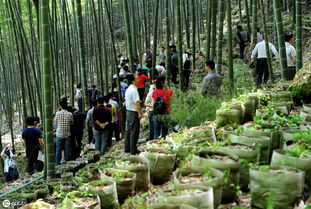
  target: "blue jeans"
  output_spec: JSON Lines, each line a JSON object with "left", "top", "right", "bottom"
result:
{"left": 94, "top": 130, "right": 108, "bottom": 155}
{"left": 55, "top": 137, "right": 71, "bottom": 165}
{"left": 153, "top": 114, "right": 169, "bottom": 140}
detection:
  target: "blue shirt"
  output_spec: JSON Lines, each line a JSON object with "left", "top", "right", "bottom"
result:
{"left": 22, "top": 128, "right": 42, "bottom": 155}
{"left": 201, "top": 72, "right": 222, "bottom": 96}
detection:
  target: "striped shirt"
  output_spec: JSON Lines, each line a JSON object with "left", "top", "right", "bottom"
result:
{"left": 55, "top": 110, "right": 73, "bottom": 138}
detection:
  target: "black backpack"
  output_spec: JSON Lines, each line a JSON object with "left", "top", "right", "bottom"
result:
{"left": 154, "top": 91, "right": 168, "bottom": 115}
{"left": 240, "top": 30, "right": 250, "bottom": 43}
{"left": 6, "top": 165, "right": 19, "bottom": 182}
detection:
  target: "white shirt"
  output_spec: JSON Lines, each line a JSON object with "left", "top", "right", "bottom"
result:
{"left": 285, "top": 42, "right": 296, "bottom": 67}
{"left": 75, "top": 89, "right": 82, "bottom": 99}
{"left": 251, "top": 41, "right": 279, "bottom": 61}
{"left": 125, "top": 84, "right": 140, "bottom": 112}
{"left": 156, "top": 65, "right": 166, "bottom": 75}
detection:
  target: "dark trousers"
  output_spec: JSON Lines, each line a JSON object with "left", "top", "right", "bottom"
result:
{"left": 138, "top": 88, "right": 145, "bottom": 101}
{"left": 26, "top": 147, "right": 39, "bottom": 174}
{"left": 239, "top": 43, "right": 246, "bottom": 59}
{"left": 184, "top": 70, "right": 191, "bottom": 89}
{"left": 125, "top": 111, "right": 140, "bottom": 154}
{"left": 256, "top": 58, "right": 269, "bottom": 86}
{"left": 284, "top": 66, "right": 296, "bottom": 80}
{"left": 171, "top": 67, "right": 179, "bottom": 84}
{"left": 88, "top": 125, "right": 94, "bottom": 144}
{"left": 107, "top": 122, "right": 120, "bottom": 148}
{"left": 77, "top": 98, "right": 83, "bottom": 112}
{"left": 148, "top": 111, "right": 155, "bottom": 141}
{"left": 71, "top": 132, "right": 83, "bottom": 159}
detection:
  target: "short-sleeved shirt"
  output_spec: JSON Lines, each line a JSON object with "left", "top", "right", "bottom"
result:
{"left": 251, "top": 41, "right": 279, "bottom": 61}
{"left": 109, "top": 99, "right": 119, "bottom": 122}
{"left": 137, "top": 74, "right": 150, "bottom": 89}
{"left": 285, "top": 42, "right": 296, "bottom": 67}
{"left": 22, "top": 128, "right": 41, "bottom": 155}
{"left": 152, "top": 89, "right": 173, "bottom": 112}
{"left": 257, "top": 32, "right": 263, "bottom": 43}
{"left": 93, "top": 105, "right": 112, "bottom": 131}
{"left": 55, "top": 110, "right": 73, "bottom": 138}
{"left": 125, "top": 84, "right": 140, "bottom": 112}
{"left": 75, "top": 89, "right": 82, "bottom": 99}
{"left": 156, "top": 65, "right": 166, "bottom": 75}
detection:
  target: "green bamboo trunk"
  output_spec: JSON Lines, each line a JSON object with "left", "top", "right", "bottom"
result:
{"left": 244, "top": 0, "right": 252, "bottom": 34}
{"left": 273, "top": 0, "right": 287, "bottom": 79}
{"left": 216, "top": 0, "right": 225, "bottom": 74}
{"left": 227, "top": 0, "right": 234, "bottom": 85}
{"left": 177, "top": 0, "right": 184, "bottom": 90}
{"left": 251, "top": 0, "right": 257, "bottom": 45}
{"left": 260, "top": 0, "right": 274, "bottom": 81}
{"left": 210, "top": 0, "right": 217, "bottom": 59}
{"left": 165, "top": 0, "right": 171, "bottom": 85}
{"left": 40, "top": 0, "right": 55, "bottom": 179}
{"left": 123, "top": 0, "right": 134, "bottom": 72}
{"left": 296, "top": 0, "right": 302, "bottom": 70}
{"left": 191, "top": 0, "right": 196, "bottom": 72}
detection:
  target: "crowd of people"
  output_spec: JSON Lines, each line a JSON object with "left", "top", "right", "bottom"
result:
{"left": 3, "top": 25, "right": 298, "bottom": 178}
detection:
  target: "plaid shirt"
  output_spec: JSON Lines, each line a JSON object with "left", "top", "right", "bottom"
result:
{"left": 55, "top": 110, "right": 73, "bottom": 138}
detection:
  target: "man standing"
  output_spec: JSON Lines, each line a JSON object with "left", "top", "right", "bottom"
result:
{"left": 86, "top": 100, "right": 97, "bottom": 144}
{"left": 75, "top": 83, "right": 83, "bottom": 112}
{"left": 171, "top": 48, "right": 179, "bottom": 84}
{"left": 159, "top": 47, "right": 166, "bottom": 66}
{"left": 183, "top": 49, "right": 192, "bottom": 89}
{"left": 93, "top": 97, "right": 112, "bottom": 155}
{"left": 237, "top": 25, "right": 250, "bottom": 60}
{"left": 251, "top": 36, "right": 279, "bottom": 87}
{"left": 284, "top": 32, "right": 297, "bottom": 80}
{"left": 54, "top": 100, "right": 73, "bottom": 165}
{"left": 22, "top": 117, "right": 44, "bottom": 174}
{"left": 124, "top": 74, "right": 142, "bottom": 155}
{"left": 201, "top": 60, "right": 222, "bottom": 97}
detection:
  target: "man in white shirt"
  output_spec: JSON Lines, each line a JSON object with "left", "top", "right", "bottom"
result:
{"left": 284, "top": 32, "right": 297, "bottom": 80}
{"left": 251, "top": 36, "right": 279, "bottom": 87}
{"left": 155, "top": 63, "right": 166, "bottom": 75}
{"left": 124, "top": 74, "right": 142, "bottom": 154}
{"left": 257, "top": 28, "right": 264, "bottom": 43}
{"left": 159, "top": 47, "right": 166, "bottom": 65}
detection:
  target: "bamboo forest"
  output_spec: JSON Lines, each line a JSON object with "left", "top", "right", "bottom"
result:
{"left": 0, "top": 0, "right": 311, "bottom": 208}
